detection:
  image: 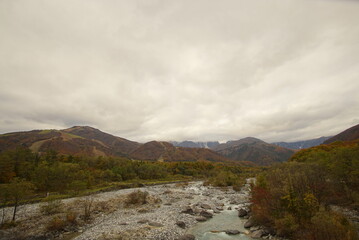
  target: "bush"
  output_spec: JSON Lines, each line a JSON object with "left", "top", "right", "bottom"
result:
{"left": 125, "top": 190, "right": 149, "bottom": 206}
{"left": 46, "top": 216, "right": 66, "bottom": 231}
{"left": 274, "top": 213, "right": 299, "bottom": 237}
{"left": 65, "top": 211, "right": 77, "bottom": 225}
{"left": 302, "top": 210, "right": 358, "bottom": 240}
{"left": 40, "top": 196, "right": 64, "bottom": 215}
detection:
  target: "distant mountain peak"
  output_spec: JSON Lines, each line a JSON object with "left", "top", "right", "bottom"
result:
{"left": 323, "top": 123, "right": 359, "bottom": 144}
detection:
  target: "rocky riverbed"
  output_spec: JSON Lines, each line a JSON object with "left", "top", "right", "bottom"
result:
{"left": 0, "top": 180, "right": 279, "bottom": 240}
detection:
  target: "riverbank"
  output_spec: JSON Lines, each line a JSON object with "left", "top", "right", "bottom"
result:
{"left": 0, "top": 180, "right": 278, "bottom": 240}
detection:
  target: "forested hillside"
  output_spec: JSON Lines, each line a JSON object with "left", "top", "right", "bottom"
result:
{"left": 251, "top": 139, "right": 359, "bottom": 239}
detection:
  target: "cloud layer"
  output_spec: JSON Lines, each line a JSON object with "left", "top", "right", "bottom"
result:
{"left": 1, "top": 0, "right": 359, "bottom": 142}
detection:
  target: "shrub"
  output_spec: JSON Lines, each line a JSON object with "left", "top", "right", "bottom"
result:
{"left": 46, "top": 216, "right": 66, "bottom": 231}
{"left": 65, "top": 211, "right": 77, "bottom": 225}
{"left": 40, "top": 196, "right": 64, "bottom": 215}
{"left": 274, "top": 213, "right": 299, "bottom": 237}
{"left": 302, "top": 210, "right": 358, "bottom": 240}
{"left": 125, "top": 190, "right": 149, "bottom": 206}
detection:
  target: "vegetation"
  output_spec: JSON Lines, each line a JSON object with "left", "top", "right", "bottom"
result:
{"left": 251, "top": 140, "right": 359, "bottom": 239}
{"left": 0, "top": 146, "right": 254, "bottom": 225}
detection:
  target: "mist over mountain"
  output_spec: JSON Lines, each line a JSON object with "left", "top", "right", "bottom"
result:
{"left": 272, "top": 136, "right": 331, "bottom": 150}
{"left": 170, "top": 141, "right": 220, "bottom": 149}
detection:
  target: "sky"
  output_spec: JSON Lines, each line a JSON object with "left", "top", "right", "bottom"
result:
{"left": 1, "top": 0, "right": 359, "bottom": 143}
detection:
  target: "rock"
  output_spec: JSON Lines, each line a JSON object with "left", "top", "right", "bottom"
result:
{"left": 200, "top": 210, "right": 213, "bottom": 218}
{"left": 217, "top": 196, "right": 224, "bottom": 200}
{"left": 244, "top": 217, "right": 255, "bottom": 228}
{"left": 213, "top": 209, "right": 221, "bottom": 214}
{"left": 251, "top": 229, "right": 265, "bottom": 239}
{"left": 176, "top": 221, "right": 186, "bottom": 229}
{"left": 119, "top": 222, "right": 128, "bottom": 225}
{"left": 230, "top": 200, "right": 238, "bottom": 204}
{"left": 176, "top": 234, "right": 195, "bottom": 240}
{"left": 195, "top": 216, "right": 208, "bottom": 222}
{"left": 181, "top": 206, "right": 194, "bottom": 215}
{"left": 225, "top": 230, "right": 241, "bottom": 235}
{"left": 148, "top": 222, "right": 164, "bottom": 227}
{"left": 227, "top": 206, "right": 232, "bottom": 210}
{"left": 164, "top": 202, "right": 172, "bottom": 206}
{"left": 201, "top": 203, "right": 211, "bottom": 209}
{"left": 216, "top": 206, "right": 224, "bottom": 211}
{"left": 137, "top": 219, "right": 149, "bottom": 224}
{"left": 238, "top": 208, "right": 248, "bottom": 217}
{"left": 193, "top": 207, "right": 202, "bottom": 214}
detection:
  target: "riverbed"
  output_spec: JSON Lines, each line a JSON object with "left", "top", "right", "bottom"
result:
{"left": 0, "top": 180, "right": 256, "bottom": 240}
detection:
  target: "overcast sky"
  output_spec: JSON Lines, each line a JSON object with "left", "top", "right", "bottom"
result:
{"left": 1, "top": 0, "right": 359, "bottom": 143}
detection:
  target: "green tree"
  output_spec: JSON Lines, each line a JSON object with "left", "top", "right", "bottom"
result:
{"left": 7, "top": 178, "right": 35, "bottom": 221}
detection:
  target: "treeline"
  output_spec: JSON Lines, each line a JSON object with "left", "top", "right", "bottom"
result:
{"left": 0, "top": 147, "right": 249, "bottom": 193}
{"left": 251, "top": 140, "right": 359, "bottom": 240}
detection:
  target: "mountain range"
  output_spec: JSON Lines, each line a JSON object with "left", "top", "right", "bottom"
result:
{"left": 0, "top": 126, "right": 230, "bottom": 163}
{"left": 2, "top": 123, "right": 357, "bottom": 166}
{"left": 272, "top": 136, "right": 331, "bottom": 150}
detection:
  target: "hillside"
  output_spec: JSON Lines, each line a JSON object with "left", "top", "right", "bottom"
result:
{"left": 129, "top": 140, "right": 231, "bottom": 162}
{"left": 0, "top": 127, "right": 139, "bottom": 157}
{"left": 323, "top": 123, "right": 359, "bottom": 144}
{"left": 272, "top": 136, "right": 331, "bottom": 149}
{"left": 213, "top": 137, "right": 295, "bottom": 165}
{"left": 0, "top": 127, "right": 233, "bottom": 163}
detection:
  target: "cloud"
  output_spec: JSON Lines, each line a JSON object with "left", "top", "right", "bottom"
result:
{"left": 0, "top": 0, "right": 359, "bottom": 143}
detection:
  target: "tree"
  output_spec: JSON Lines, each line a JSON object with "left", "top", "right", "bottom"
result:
{"left": 7, "top": 178, "right": 35, "bottom": 221}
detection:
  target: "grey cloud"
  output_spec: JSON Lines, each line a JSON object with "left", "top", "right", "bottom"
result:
{"left": 0, "top": 0, "right": 359, "bottom": 143}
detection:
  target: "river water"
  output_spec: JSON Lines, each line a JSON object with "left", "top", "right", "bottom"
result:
{"left": 186, "top": 179, "right": 255, "bottom": 240}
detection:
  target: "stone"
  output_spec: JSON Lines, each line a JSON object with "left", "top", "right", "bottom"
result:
{"left": 176, "top": 221, "right": 186, "bottom": 229}
{"left": 201, "top": 203, "right": 211, "bottom": 209}
{"left": 181, "top": 206, "right": 194, "bottom": 215}
{"left": 216, "top": 206, "right": 224, "bottom": 211}
{"left": 251, "top": 229, "right": 265, "bottom": 239}
{"left": 164, "top": 203, "right": 172, "bottom": 206}
{"left": 227, "top": 206, "right": 232, "bottom": 210}
{"left": 148, "top": 222, "right": 164, "bottom": 227}
{"left": 195, "top": 216, "right": 208, "bottom": 222}
{"left": 137, "top": 219, "right": 149, "bottom": 224}
{"left": 244, "top": 218, "right": 255, "bottom": 228}
{"left": 217, "top": 196, "right": 224, "bottom": 200}
{"left": 225, "top": 230, "right": 241, "bottom": 235}
{"left": 119, "top": 222, "right": 128, "bottom": 225}
{"left": 200, "top": 210, "right": 213, "bottom": 218}
{"left": 238, "top": 208, "right": 248, "bottom": 217}
{"left": 176, "top": 234, "right": 195, "bottom": 240}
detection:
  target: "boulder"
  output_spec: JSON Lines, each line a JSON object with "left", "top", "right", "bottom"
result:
{"left": 181, "top": 206, "right": 194, "bottom": 215}
{"left": 238, "top": 208, "right": 248, "bottom": 217}
{"left": 137, "top": 219, "right": 149, "bottom": 224}
{"left": 225, "top": 230, "right": 241, "bottom": 235}
{"left": 200, "top": 210, "right": 213, "bottom": 218}
{"left": 251, "top": 229, "right": 266, "bottom": 239}
{"left": 216, "top": 206, "right": 224, "bottom": 211}
{"left": 176, "top": 221, "right": 186, "bottom": 229}
{"left": 195, "top": 216, "right": 208, "bottom": 222}
{"left": 148, "top": 222, "right": 164, "bottom": 227}
{"left": 176, "top": 234, "right": 195, "bottom": 240}
{"left": 227, "top": 206, "right": 232, "bottom": 210}
{"left": 244, "top": 217, "right": 255, "bottom": 228}
{"left": 201, "top": 203, "right": 211, "bottom": 209}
